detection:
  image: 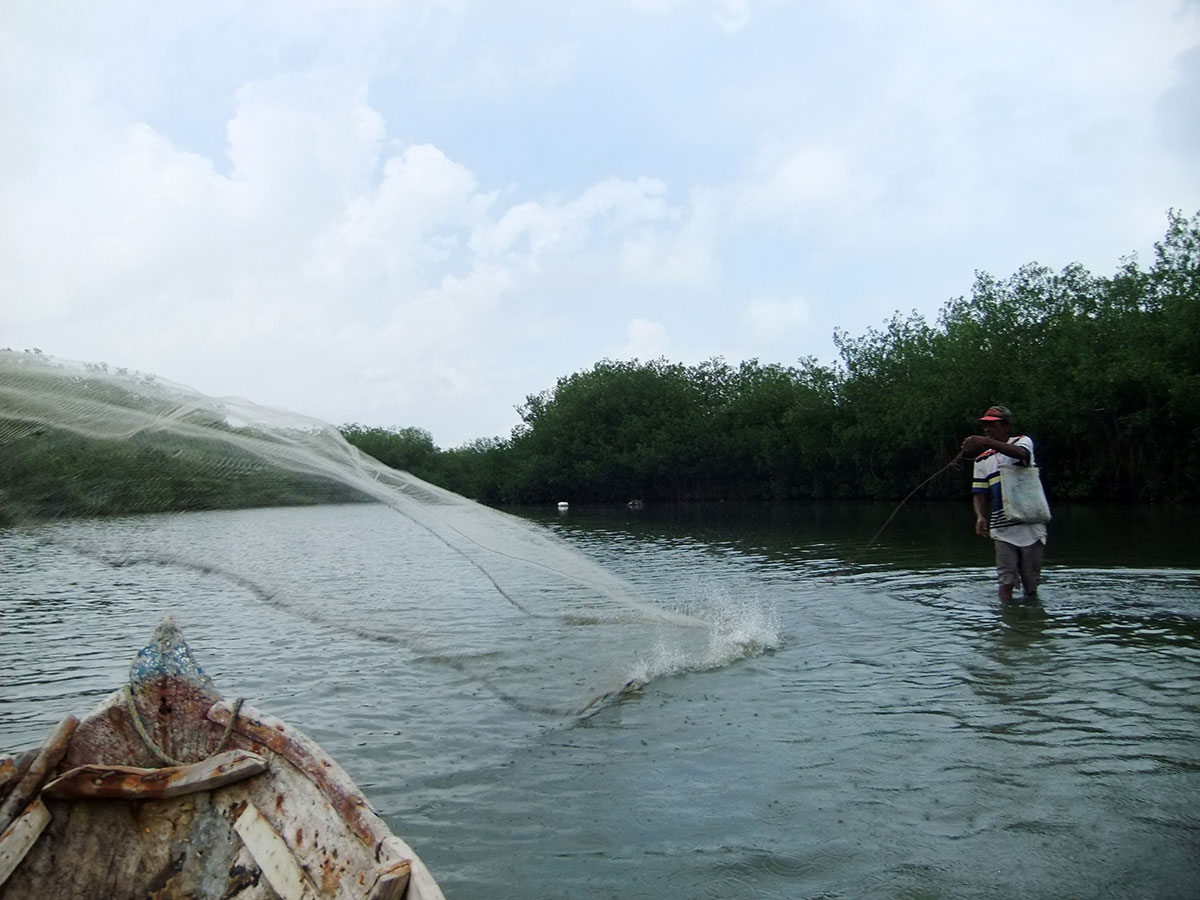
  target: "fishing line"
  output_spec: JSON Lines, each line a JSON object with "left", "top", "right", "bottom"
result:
{"left": 830, "top": 451, "right": 967, "bottom": 580}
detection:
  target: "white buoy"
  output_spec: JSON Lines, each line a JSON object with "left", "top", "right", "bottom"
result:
{"left": 557, "top": 501, "right": 569, "bottom": 511}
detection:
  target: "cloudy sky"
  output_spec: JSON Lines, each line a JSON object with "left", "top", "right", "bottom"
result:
{"left": 3, "top": 1, "right": 1198, "bottom": 446}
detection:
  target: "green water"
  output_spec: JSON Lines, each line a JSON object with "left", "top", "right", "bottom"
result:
{"left": 2, "top": 500, "right": 1198, "bottom": 898}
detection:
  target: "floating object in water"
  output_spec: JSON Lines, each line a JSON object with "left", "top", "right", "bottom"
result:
{"left": 557, "top": 501, "right": 570, "bottom": 510}
{"left": 0, "top": 618, "right": 445, "bottom": 900}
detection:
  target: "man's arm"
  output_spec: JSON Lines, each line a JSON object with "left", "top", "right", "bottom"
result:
{"left": 972, "top": 492, "right": 990, "bottom": 537}
{"left": 960, "top": 435, "right": 1030, "bottom": 463}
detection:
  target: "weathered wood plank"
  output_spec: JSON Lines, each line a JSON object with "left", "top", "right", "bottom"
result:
{"left": 42, "top": 749, "right": 267, "bottom": 800}
{"left": 365, "top": 861, "right": 410, "bottom": 900}
{"left": 234, "top": 802, "right": 317, "bottom": 900}
{"left": 210, "top": 701, "right": 449, "bottom": 900}
{"left": 375, "top": 835, "right": 444, "bottom": 900}
{"left": 0, "top": 756, "right": 20, "bottom": 799}
{"left": 0, "top": 717, "right": 77, "bottom": 835}
{"left": 0, "top": 798, "right": 51, "bottom": 887}
{"left": 208, "top": 701, "right": 392, "bottom": 850}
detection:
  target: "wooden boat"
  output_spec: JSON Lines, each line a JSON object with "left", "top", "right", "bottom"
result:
{"left": 0, "top": 618, "right": 445, "bottom": 900}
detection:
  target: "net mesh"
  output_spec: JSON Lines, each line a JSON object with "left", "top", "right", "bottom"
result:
{"left": 1, "top": 350, "right": 741, "bottom": 714}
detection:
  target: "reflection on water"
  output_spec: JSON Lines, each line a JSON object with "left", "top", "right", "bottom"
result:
{"left": 2, "top": 500, "right": 1199, "bottom": 899}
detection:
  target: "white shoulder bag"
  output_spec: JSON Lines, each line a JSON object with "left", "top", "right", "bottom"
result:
{"left": 1000, "top": 463, "right": 1051, "bottom": 524}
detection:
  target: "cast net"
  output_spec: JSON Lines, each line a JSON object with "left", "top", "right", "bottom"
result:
{"left": 1, "top": 350, "right": 749, "bottom": 714}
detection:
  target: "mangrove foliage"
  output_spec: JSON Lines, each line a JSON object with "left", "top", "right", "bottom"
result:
{"left": 3, "top": 209, "right": 1196, "bottom": 519}
{"left": 346, "top": 209, "right": 1200, "bottom": 505}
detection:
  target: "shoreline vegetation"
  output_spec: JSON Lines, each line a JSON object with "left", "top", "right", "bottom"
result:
{"left": 2, "top": 210, "right": 1197, "bottom": 521}
{"left": 343, "top": 209, "right": 1199, "bottom": 506}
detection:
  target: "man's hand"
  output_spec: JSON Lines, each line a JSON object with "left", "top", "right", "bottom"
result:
{"left": 961, "top": 435, "right": 989, "bottom": 457}
{"left": 974, "top": 514, "right": 989, "bottom": 537}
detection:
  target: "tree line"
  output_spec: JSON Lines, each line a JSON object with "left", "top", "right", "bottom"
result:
{"left": 2, "top": 209, "right": 1195, "bottom": 521}
{"left": 344, "top": 209, "right": 1200, "bottom": 505}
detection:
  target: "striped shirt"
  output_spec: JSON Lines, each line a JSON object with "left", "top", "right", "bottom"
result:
{"left": 972, "top": 435, "right": 1047, "bottom": 547}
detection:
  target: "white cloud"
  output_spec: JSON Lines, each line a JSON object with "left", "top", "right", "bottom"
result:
{"left": 311, "top": 141, "right": 491, "bottom": 295}
{"left": 629, "top": 0, "right": 766, "bottom": 32}
{"left": 618, "top": 318, "right": 673, "bottom": 360}
{"left": 629, "top": 0, "right": 683, "bottom": 12}
{"left": 2, "top": 0, "right": 1198, "bottom": 445}
{"left": 227, "top": 75, "right": 386, "bottom": 211}
{"left": 0, "top": 37, "right": 718, "bottom": 441}
{"left": 713, "top": 0, "right": 751, "bottom": 33}
{"left": 742, "top": 297, "right": 811, "bottom": 344}
{"left": 468, "top": 176, "right": 669, "bottom": 266}
{"left": 732, "top": 143, "right": 863, "bottom": 235}
{"left": 618, "top": 187, "right": 725, "bottom": 287}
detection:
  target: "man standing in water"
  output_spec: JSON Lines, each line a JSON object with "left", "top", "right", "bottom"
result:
{"left": 961, "top": 405, "right": 1047, "bottom": 603}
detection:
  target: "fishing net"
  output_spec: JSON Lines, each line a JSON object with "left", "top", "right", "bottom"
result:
{"left": 1, "top": 350, "right": 743, "bottom": 714}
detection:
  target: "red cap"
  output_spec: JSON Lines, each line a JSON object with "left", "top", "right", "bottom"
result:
{"left": 979, "top": 405, "right": 1012, "bottom": 422}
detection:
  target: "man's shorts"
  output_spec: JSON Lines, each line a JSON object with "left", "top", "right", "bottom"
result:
{"left": 995, "top": 539, "right": 1045, "bottom": 592}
